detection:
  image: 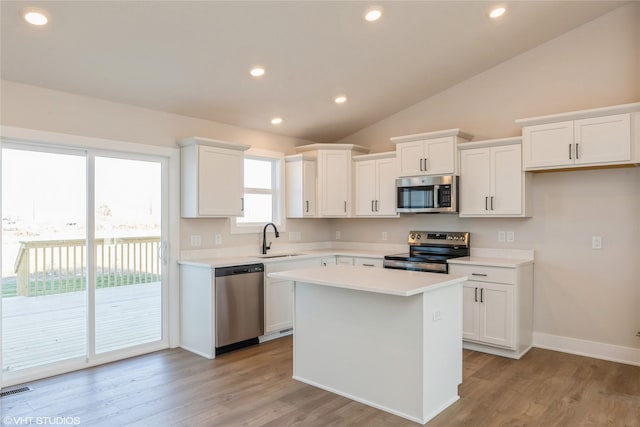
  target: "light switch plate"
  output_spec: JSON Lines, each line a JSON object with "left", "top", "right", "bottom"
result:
{"left": 335, "top": 231, "right": 341, "bottom": 240}
{"left": 498, "top": 231, "right": 506, "bottom": 242}
{"left": 190, "top": 235, "right": 201, "bottom": 247}
{"left": 214, "top": 234, "right": 222, "bottom": 245}
{"left": 506, "top": 231, "right": 515, "bottom": 242}
{"left": 592, "top": 236, "right": 602, "bottom": 249}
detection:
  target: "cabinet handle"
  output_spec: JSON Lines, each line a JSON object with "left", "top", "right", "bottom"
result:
{"left": 362, "top": 263, "right": 375, "bottom": 267}
{"left": 472, "top": 273, "right": 488, "bottom": 277}
{"left": 576, "top": 143, "right": 580, "bottom": 159}
{"left": 371, "top": 200, "right": 375, "bottom": 212}
{"left": 485, "top": 196, "right": 489, "bottom": 211}
{"left": 344, "top": 201, "right": 347, "bottom": 212}
{"left": 474, "top": 287, "right": 478, "bottom": 302}
{"left": 480, "top": 288, "right": 485, "bottom": 303}
{"left": 424, "top": 158, "right": 428, "bottom": 171}
{"left": 490, "top": 196, "right": 494, "bottom": 210}
{"left": 375, "top": 200, "right": 379, "bottom": 212}
{"left": 241, "top": 197, "right": 244, "bottom": 212}
{"left": 419, "top": 158, "right": 424, "bottom": 171}
{"left": 569, "top": 144, "right": 572, "bottom": 160}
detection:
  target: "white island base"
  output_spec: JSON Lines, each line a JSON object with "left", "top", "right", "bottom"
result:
{"left": 270, "top": 266, "right": 465, "bottom": 425}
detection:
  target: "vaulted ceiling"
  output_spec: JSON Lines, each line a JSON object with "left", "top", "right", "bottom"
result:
{"left": 0, "top": 1, "right": 626, "bottom": 142}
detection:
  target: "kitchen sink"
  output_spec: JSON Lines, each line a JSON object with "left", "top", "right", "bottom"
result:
{"left": 256, "top": 253, "right": 303, "bottom": 259}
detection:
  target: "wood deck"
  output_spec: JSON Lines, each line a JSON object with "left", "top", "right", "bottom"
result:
{"left": 2, "top": 283, "right": 161, "bottom": 372}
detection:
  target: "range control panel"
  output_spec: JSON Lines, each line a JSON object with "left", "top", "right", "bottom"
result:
{"left": 408, "top": 231, "right": 470, "bottom": 247}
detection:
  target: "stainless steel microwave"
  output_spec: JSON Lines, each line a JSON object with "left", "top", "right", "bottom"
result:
{"left": 396, "top": 175, "right": 459, "bottom": 213}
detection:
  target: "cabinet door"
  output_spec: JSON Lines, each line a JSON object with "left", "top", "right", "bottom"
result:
{"left": 302, "top": 160, "right": 317, "bottom": 216}
{"left": 396, "top": 141, "right": 425, "bottom": 176}
{"left": 336, "top": 256, "right": 354, "bottom": 265}
{"left": 264, "top": 279, "right": 293, "bottom": 334}
{"left": 319, "top": 151, "right": 350, "bottom": 216}
{"left": 198, "top": 146, "right": 244, "bottom": 216}
{"left": 375, "top": 157, "right": 398, "bottom": 216}
{"left": 491, "top": 145, "right": 522, "bottom": 215}
{"left": 459, "top": 148, "right": 491, "bottom": 216}
{"left": 479, "top": 283, "right": 514, "bottom": 349}
{"left": 354, "top": 160, "right": 377, "bottom": 216}
{"left": 462, "top": 282, "right": 480, "bottom": 341}
{"left": 424, "top": 137, "right": 455, "bottom": 175}
{"left": 523, "top": 121, "right": 574, "bottom": 169}
{"left": 574, "top": 114, "right": 631, "bottom": 165}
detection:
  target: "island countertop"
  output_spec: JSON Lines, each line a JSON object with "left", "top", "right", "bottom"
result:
{"left": 269, "top": 265, "right": 467, "bottom": 297}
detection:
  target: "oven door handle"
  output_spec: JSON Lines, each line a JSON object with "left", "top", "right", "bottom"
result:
{"left": 434, "top": 184, "right": 440, "bottom": 208}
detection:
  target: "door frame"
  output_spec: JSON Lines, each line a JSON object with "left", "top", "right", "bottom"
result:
{"left": 0, "top": 126, "right": 180, "bottom": 387}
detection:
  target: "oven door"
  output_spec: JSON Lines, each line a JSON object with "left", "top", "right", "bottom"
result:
{"left": 383, "top": 258, "right": 448, "bottom": 273}
{"left": 395, "top": 175, "right": 457, "bottom": 213}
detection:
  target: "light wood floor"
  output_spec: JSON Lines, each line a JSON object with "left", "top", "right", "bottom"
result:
{"left": 1, "top": 336, "right": 638, "bottom": 426}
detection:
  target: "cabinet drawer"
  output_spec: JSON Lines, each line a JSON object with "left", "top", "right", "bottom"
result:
{"left": 266, "top": 259, "right": 320, "bottom": 273}
{"left": 449, "top": 264, "right": 516, "bottom": 285}
{"left": 353, "top": 257, "right": 383, "bottom": 268}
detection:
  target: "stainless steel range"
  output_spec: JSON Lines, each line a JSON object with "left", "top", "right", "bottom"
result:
{"left": 384, "top": 231, "right": 470, "bottom": 273}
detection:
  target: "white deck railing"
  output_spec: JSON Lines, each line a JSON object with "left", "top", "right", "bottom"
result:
{"left": 13, "top": 236, "right": 161, "bottom": 296}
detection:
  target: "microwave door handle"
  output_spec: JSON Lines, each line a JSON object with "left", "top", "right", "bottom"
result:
{"left": 434, "top": 184, "right": 439, "bottom": 208}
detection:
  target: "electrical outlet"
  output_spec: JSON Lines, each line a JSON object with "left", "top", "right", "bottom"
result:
{"left": 190, "top": 235, "right": 201, "bottom": 247}
{"left": 507, "top": 231, "right": 515, "bottom": 242}
{"left": 592, "top": 236, "right": 602, "bottom": 249}
{"left": 335, "top": 231, "right": 341, "bottom": 240}
{"left": 498, "top": 231, "right": 506, "bottom": 242}
{"left": 432, "top": 311, "right": 442, "bottom": 322}
{"left": 214, "top": 234, "right": 222, "bottom": 245}
{"left": 289, "top": 231, "right": 296, "bottom": 241}
{"left": 296, "top": 232, "right": 301, "bottom": 241}
{"left": 382, "top": 231, "right": 388, "bottom": 241}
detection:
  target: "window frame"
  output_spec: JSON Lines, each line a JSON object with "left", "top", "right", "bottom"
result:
{"left": 230, "top": 149, "right": 286, "bottom": 235}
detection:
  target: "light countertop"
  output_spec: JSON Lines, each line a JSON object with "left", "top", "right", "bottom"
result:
{"left": 269, "top": 265, "right": 467, "bottom": 297}
{"left": 178, "top": 249, "right": 390, "bottom": 269}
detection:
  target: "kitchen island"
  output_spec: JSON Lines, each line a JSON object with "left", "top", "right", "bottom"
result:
{"left": 269, "top": 265, "right": 467, "bottom": 424}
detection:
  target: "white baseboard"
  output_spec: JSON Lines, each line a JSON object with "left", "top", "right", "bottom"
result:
{"left": 533, "top": 332, "right": 640, "bottom": 367}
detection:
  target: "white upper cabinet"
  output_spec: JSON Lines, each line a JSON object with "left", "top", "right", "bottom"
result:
{"left": 517, "top": 103, "right": 640, "bottom": 171}
{"left": 458, "top": 138, "right": 531, "bottom": 217}
{"left": 293, "top": 144, "right": 369, "bottom": 218}
{"left": 285, "top": 154, "right": 316, "bottom": 218}
{"left": 353, "top": 152, "right": 398, "bottom": 217}
{"left": 391, "top": 129, "right": 472, "bottom": 177}
{"left": 179, "top": 137, "right": 250, "bottom": 218}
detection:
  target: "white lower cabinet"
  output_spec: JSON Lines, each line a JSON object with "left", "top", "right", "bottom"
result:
{"left": 264, "top": 258, "right": 325, "bottom": 335}
{"left": 462, "top": 281, "right": 514, "bottom": 348}
{"left": 450, "top": 261, "right": 533, "bottom": 359}
{"left": 336, "top": 256, "right": 383, "bottom": 267}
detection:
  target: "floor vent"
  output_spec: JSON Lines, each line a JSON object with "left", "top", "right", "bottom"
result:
{"left": 0, "top": 386, "right": 32, "bottom": 398}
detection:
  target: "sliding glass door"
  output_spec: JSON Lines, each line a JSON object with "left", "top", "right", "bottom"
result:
{"left": 94, "top": 156, "right": 163, "bottom": 353}
{"left": 2, "top": 147, "right": 88, "bottom": 372}
{"left": 1, "top": 144, "right": 167, "bottom": 382}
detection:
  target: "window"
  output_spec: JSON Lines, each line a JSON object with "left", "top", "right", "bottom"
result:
{"left": 232, "top": 150, "right": 285, "bottom": 233}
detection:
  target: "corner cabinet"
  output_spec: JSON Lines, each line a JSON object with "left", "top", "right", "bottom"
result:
{"left": 179, "top": 137, "right": 250, "bottom": 218}
{"left": 285, "top": 154, "right": 316, "bottom": 218}
{"left": 353, "top": 152, "right": 398, "bottom": 217}
{"left": 449, "top": 259, "right": 534, "bottom": 359}
{"left": 391, "top": 128, "right": 472, "bottom": 177}
{"left": 293, "top": 144, "right": 369, "bottom": 218}
{"left": 516, "top": 102, "right": 640, "bottom": 171}
{"left": 458, "top": 137, "right": 532, "bottom": 217}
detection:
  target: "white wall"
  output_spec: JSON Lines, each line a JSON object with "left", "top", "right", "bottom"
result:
{"left": 0, "top": 80, "right": 333, "bottom": 252}
{"left": 337, "top": 4, "right": 640, "bottom": 351}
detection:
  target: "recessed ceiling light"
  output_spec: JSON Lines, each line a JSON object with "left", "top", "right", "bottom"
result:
{"left": 250, "top": 66, "right": 265, "bottom": 77}
{"left": 23, "top": 8, "right": 49, "bottom": 26}
{"left": 334, "top": 95, "right": 347, "bottom": 104}
{"left": 489, "top": 7, "right": 506, "bottom": 19}
{"left": 364, "top": 6, "right": 383, "bottom": 22}
{"left": 271, "top": 117, "right": 283, "bottom": 125}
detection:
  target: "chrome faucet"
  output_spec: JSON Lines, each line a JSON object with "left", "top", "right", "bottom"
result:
{"left": 262, "top": 222, "right": 280, "bottom": 254}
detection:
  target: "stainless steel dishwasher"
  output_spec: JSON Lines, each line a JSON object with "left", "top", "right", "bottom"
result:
{"left": 215, "top": 263, "right": 264, "bottom": 354}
